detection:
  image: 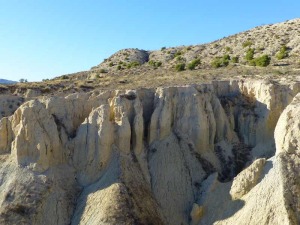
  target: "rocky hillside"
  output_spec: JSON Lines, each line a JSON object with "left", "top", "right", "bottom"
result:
{"left": 92, "top": 18, "right": 300, "bottom": 73}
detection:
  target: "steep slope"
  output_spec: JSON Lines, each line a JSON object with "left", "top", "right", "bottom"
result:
{"left": 0, "top": 79, "right": 300, "bottom": 224}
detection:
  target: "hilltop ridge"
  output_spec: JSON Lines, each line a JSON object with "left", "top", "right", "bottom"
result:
{"left": 92, "top": 18, "right": 300, "bottom": 73}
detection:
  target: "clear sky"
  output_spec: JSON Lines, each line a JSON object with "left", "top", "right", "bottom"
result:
{"left": 0, "top": 0, "right": 299, "bottom": 82}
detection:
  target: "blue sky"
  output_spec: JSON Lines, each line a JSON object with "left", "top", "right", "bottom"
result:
{"left": 0, "top": 0, "right": 299, "bottom": 81}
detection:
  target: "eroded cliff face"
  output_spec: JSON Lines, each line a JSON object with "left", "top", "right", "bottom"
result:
{"left": 0, "top": 79, "right": 300, "bottom": 225}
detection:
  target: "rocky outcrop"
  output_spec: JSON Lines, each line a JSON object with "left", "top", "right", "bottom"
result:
{"left": 275, "top": 93, "right": 300, "bottom": 154}
{"left": 230, "top": 158, "right": 266, "bottom": 200}
{"left": 196, "top": 91, "right": 300, "bottom": 225}
{"left": 0, "top": 79, "right": 300, "bottom": 225}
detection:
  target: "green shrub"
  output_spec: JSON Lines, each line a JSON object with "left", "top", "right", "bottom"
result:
{"left": 245, "top": 48, "right": 255, "bottom": 61}
{"left": 242, "top": 41, "right": 253, "bottom": 48}
{"left": 176, "top": 56, "right": 183, "bottom": 61}
{"left": 174, "top": 51, "right": 182, "bottom": 57}
{"left": 109, "top": 62, "right": 114, "bottom": 67}
{"left": 148, "top": 60, "right": 155, "bottom": 66}
{"left": 222, "top": 59, "right": 229, "bottom": 67}
{"left": 148, "top": 60, "right": 162, "bottom": 68}
{"left": 254, "top": 55, "right": 271, "bottom": 67}
{"left": 211, "top": 55, "right": 230, "bottom": 68}
{"left": 225, "top": 47, "right": 231, "bottom": 52}
{"left": 99, "top": 69, "right": 107, "bottom": 73}
{"left": 61, "top": 75, "right": 69, "bottom": 79}
{"left": 187, "top": 59, "right": 201, "bottom": 70}
{"left": 276, "top": 45, "right": 289, "bottom": 60}
{"left": 222, "top": 54, "right": 230, "bottom": 61}
{"left": 211, "top": 58, "right": 222, "bottom": 68}
{"left": 156, "top": 61, "right": 162, "bottom": 67}
{"left": 231, "top": 56, "right": 239, "bottom": 63}
{"left": 161, "top": 47, "right": 166, "bottom": 51}
{"left": 117, "top": 65, "right": 122, "bottom": 70}
{"left": 248, "top": 59, "right": 257, "bottom": 66}
{"left": 126, "top": 61, "right": 140, "bottom": 69}
{"left": 175, "top": 63, "right": 185, "bottom": 71}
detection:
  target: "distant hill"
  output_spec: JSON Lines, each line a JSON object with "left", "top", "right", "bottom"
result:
{"left": 0, "top": 79, "right": 16, "bottom": 84}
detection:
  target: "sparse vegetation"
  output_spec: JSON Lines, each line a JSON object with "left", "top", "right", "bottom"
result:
{"left": 149, "top": 60, "right": 162, "bottom": 68}
{"left": 99, "top": 69, "right": 108, "bottom": 73}
{"left": 174, "top": 51, "right": 182, "bottom": 57}
{"left": 254, "top": 55, "right": 271, "bottom": 67}
{"left": 175, "top": 63, "right": 185, "bottom": 71}
{"left": 187, "top": 59, "right": 201, "bottom": 70}
{"left": 161, "top": 47, "right": 166, "bottom": 51}
{"left": 276, "top": 45, "right": 289, "bottom": 60}
{"left": 245, "top": 48, "right": 255, "bottom": 61}
{"left": 231, "top": 56, "right": 239, "bottom": 63}
{"left": 225, "top": 47, "right": 231, "bottom": 52}
{"left": 211, "top": 55, "right": 230, "bottom": 68}
{"left": 249, "top": 55, "right": 271, "bottom": 67}
{"left": 176, "top": 56, "right": 184, "bottom": 61}
{"left": 61, "top": 75, "right": 69, "bottom": 80}
{"left": 126, "top": 61, "right": 140, "bottom": 69}
{"left": 242, "top": 41, "right": 253, "bottom": 48}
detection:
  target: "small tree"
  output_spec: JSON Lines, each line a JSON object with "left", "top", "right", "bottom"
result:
{"left": 19, "top": 78, "right": 28, "bottom": 83}
{"left": 245, "top": 48, "right": 255, "bottom": 61}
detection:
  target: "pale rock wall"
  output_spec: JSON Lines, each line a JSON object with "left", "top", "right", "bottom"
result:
{"left": 274, "top": 93, "right": 300, "bottom": 223}
{"left": 0, "top": 79, "right": 299, "bottom": 225}
{"left": 275, "top": 93, "right": 300, "bottom": 154}
{"left": 196, "top": 91, "right": 300, "bottom": 225}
